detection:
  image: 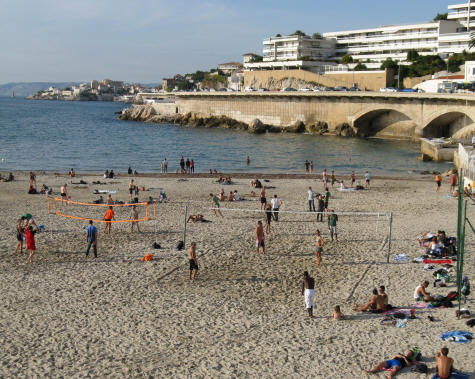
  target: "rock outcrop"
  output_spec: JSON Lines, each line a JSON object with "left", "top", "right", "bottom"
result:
{"left": 305, "top": 121, "right": 328, "bottom": 135}
{"left": 335, "top": 123, "right": 356, "bottom": 137}
{"left": 248, "top": 119, "right": 267, "bottom": 134}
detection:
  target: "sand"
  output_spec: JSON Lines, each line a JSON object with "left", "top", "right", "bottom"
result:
{"left": 0, "top": 172, "right": 473, "bottom": 378}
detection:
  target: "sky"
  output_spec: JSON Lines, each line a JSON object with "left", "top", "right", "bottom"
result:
{"left": 0, "top": 0, "right": 452, "bottom": 84}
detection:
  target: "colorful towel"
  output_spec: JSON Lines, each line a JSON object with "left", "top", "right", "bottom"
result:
{"left": 440, "top": 330, "right": 472, "bottom": 343}
{"left": 423, "top": 259, "right": 454, "bottom": 264}
{"left": 412, "top": 302, "right": 429, "bottom": 309}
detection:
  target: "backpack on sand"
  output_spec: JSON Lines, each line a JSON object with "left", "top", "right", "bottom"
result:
{"left": 176, "top": 241, "right": 184, "bottom": 250}
{"left": 412, "top": 363, "right": 428, "bottom": 373}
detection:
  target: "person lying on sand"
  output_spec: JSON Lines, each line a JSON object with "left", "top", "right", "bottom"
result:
{"left": 187, "top": 214, "right": 204, "bottom": 223}
{"left": 364, "top": 350, "right": 415, "bottom": 379}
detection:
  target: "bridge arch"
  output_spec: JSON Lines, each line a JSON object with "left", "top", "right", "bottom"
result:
{"left": 351, "top": 108, "right": 416, "bottom": 139}
{"left": 422, "top": 111, "right": 473, "bottom": 138}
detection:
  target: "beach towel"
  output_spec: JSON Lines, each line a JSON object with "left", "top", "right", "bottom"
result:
{"left": 384, "top": 308, "right": 414, "bottom": 317}
{"left": 337, "top": 188, "right": 356, "bottom": 192}
{"left": 394, "top": 253, "right": 409, "bottom": 262}
{"left": 412, "top": 302, "right": 429, "bottom": 309}
{"left": 440, "top": 330, "right": 472, "bottom": 343}
{"left": 423, "top": 259, "right": 454, "bottom": 265}
{"left": 148, "top": 187, "right": 163, "bottom": 191}
{"left": 93, "top": 189, "right": 117, "bottom": 194}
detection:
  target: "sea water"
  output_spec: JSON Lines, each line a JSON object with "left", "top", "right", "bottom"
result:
{"left": 0, "top": 97, "right": 453, "bottom": 175}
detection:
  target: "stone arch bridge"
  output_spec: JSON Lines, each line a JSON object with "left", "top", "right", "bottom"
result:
{"left": 174, "top": 92, "right": 475, "bottom": 140}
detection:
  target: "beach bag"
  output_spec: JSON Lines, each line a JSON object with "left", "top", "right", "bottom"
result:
{"left": 446, "top": 291, "right": 458, "bottom": 300}
{"left": 412, "top": 363, "right": 427, "bottom": 373}
{"left": 176, "top": 241, "right": 184, "bottom": 250}
{"left": 466, "top": 319, "right": 475, "bottom": 327}
{"left": 461, "top": 284, "right": 470, "bottom": 297}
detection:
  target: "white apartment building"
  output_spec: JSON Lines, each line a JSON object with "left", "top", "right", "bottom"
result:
{"left": 245, "top": 2, "right": 474, "bottom": 72}
{"left": 245, "top": 35, "right": 336, "bottom": 72}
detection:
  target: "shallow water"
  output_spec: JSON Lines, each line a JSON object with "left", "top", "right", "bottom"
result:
{"left": 0, "top": 97, "right": 452, "bottom": 175}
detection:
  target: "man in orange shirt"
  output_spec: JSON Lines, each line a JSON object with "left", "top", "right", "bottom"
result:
{"left": 450, "top": 171, "right": 458, "bottom": 193}
{"left": 435, "top": 173, "right": 442, "bottom": 192}
{"left": 104, "top": 206, "right": 114, "bottom": 234}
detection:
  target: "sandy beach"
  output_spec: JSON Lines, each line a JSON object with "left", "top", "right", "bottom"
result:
{"left": 0, "top": 172, "right": 473, "bottom": 378}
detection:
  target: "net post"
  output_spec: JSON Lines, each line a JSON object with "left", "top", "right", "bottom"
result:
{"left": 386, "top": 212, "right": 393, "bottom": 263}
{"left": 183, "top": 205, "right": 188, "bottom": 247}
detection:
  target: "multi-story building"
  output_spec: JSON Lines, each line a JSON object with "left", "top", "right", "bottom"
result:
{"left": 245, "top": 2, "right": 474, "bottom": 72}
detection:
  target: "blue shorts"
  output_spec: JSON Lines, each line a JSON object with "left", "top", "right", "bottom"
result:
{"left": 385, "top": 359, "right": 403, "bottom": 370}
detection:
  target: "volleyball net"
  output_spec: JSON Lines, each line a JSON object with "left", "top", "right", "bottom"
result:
{"left": 48, "top": 197, "right": 156, "bottom": 223}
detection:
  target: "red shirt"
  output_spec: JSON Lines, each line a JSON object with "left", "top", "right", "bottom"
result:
{"left": 25, "top": 229, "right": 36, "bottom": 250}
{"left": 104, "top": 209, "right": 114, "bottom": 220}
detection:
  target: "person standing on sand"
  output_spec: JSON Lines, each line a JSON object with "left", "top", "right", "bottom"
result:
{"left": 305, "top": 160, "right": 310, "bottom": 174}
{"left": 265, "top": 203, "right": 272, "bottom": 234}
{"left": 29, "top": 172, "right": 36, "bottom": 189}
{"left": 190, "top": 159, "right": 195, "bottom": 173}
{"left": 163, "top": 158, "right": 168, "bottom": 173}
{"left": 185, "top": 158, "right": 190, "bottom": 173}
{"left": 15, "top": 217, "right": 25, "bottom": 254}
{"left": 365, "top": 171, "right": 371, "bottom": 189}
{"left": 327, "top": 210, "right": 338, "bottom": 242}
{"left": 256, "top": 221, "right": 265, "bottom": 254}
{"left": 104, "top": 206, "right": 114, "bottom": 234}
{"left": 189, "top": 242, "right": 198, "bottom": 280}
{"left": 129, "top": 179, "right": 136, "bottom": 200}
{"left": 316, "top": 195, "right": 325, "bottom": 222}
{"left": 301, "top": 271, "right": 315, "bottom": 318}
{"left": 450, "top": 171, "right": 457, "bottom": 193}
{"left": 324, "top": 188, "right": 330, "bottom": 209}
{"left": 330, "top": 170, "right": 336, "bottom": 188}
{"left": 350, "top": 171, "right": 356, "bottom": 187}
{"left": 25, "top": 224, "right": 39, "bottom": 264}
{"left": 130, "top": 205, "right": 141, "bottom": 232}
{"left": 85, "top": 220, "right": 98, "bottom": 258}
{"left": 260, "top": 186, "right": 266, "bottom": 210}
{"left": 307, "top": 186, "right": 316, "bottom": 212}
{"left": 60, "top": 183, "right": 68, "bottom": 204}
{"left": 271, "top": 194, "right": 282, "bottom": 221}
{"left": 310, "top": 161, "right": 314, "bottom": 174}
{"left": 435, "top": 172, "right": 442, "bottom": 192}
{"left": 315, "top": 229, "right": 324, "bottom": 265}
{"left": 180, "top": 157, "right": 185, "bottom": 173}
{"left": 210, "top": 193, "right": 223, "bottom": 217}
{"left": 107, "top": 194, "right": 114, "bottom": 205}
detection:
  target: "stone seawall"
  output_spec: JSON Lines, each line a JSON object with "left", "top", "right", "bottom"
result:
{"left": 120, "top": 92, "right": 475, "bottom": 140}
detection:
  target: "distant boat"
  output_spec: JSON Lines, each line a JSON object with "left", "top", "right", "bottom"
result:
{"left": 11, "top": 90, "right": 14, "bottom": 98}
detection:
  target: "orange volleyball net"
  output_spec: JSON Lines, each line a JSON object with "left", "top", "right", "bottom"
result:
{"left": 48, "top": 197, "right": 156, "bottom": 224}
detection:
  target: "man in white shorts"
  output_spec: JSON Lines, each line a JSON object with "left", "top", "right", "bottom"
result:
{"left": 301, "top": 271, "right": 315, "bottom": 318}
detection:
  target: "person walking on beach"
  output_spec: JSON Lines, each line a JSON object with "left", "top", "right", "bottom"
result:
{"left": 180, "top": 157, "right": 185, "bottom": 173}
{"left": 104, "top": 206, "right": 114, "bottom": 234}
{"left": 185, "top": 158, "right": 190, "bottom": 173}
{"left": 265, "top": 203, "right": 272, "bottom": 234}
{"left": 316, "top": 195, "right": 325, "bottom": 222}
{"left": 435, "top": 172, "right": 442, "bottom": 192}
{"left": 107, "top": 194, "right": 114, "bottom": 205}
{"left": 271, "top": 194, "right": 282, "bottom": 221}
{"left": 310, "top": 161, "right": 314, "bottom": 174}
{"left": 130, "top": 205, "right": 140, "bottom": 232}
{"left": 129, "top": 179, "right": 136, "bottom": 200}
{"left": 25, "top": 224, "right": 39, "bottom": 264}
{"left": 330, "top": 170, "right": 336, "bottom": 188}
{"left": 307, "top": 186, "right": 316, "bottom": 212}
{"left": 305, "top": 160, "right": 310, "bottom": 174}
{"left": 259, "top": 186, "right": 267, "bottom": 210}
{"left": 163, "top": 158, "right": 168, "bottom": 173}
{"left": 85, "top": 220, "right": 98, "bottom": 258}
{"left": 301, "top": 271, "right": 315, "bottom": 318}
{"left": 322, "top": 169, "right": 328, "bottom": 188}
{"left": 324, "top": 188, "right": 330, "bottom": 209}
{"left": 210, "top": 193, "right": 223, "bottom": 217}
{"left": 60, "top": 183, "right": 68, "bottom": 204}
{"left": 350, "top": 171, "right": 356, "bottom": 187}
{"left": 450, "top": 171, "right": 458, "bottom": 193}
{"left": 15, "top": 217, "right": 25, "bottom": 254}
{"left": 190, "top": 159, "right": 195, "bottom": 173}
{"left": 328, "top": 210, "right": 338, "bottom": 242}
{"left": 189, "top": 242, "right": 198, "bottom": 281}
{"left": 315, "top": 229, "right": 324, "bottom": 265}
{"left": 365, "top": 171, "right": 371, "bottom": 189}
{"left": 256, "top": 221, "right": 265, "bottom": 254}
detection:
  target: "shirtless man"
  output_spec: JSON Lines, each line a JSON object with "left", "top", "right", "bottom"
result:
{"left": 189, "top": 242, "right": 198, "bottom": 281}
{"left": 322, "top": 169, "right": 328, "bottom": 188}
{"left": 60, "top": 183, "right": 68, "bottom": 205}
{"left": 256, "top": 221, "right": 265, "bottom": 254}
{"left": 364, "top": 350, "right": 415, "bottom": 379}
{"left": 414, "top": 280, "right": 437, "bottom": 302}
{"left": 315, "top": 229, "right": 324, "bottom": 265}
{"left": 435, "top": 347, "right": 455, "bottom": 379}
{"left": 301, "top": 271, "right": 315, "bottom": 318}
{"left": 129, "top": 179, "right": 136, "bottom": 200}
{"left": 130, "top": 205, "right": 140, "bottom": 232}
{"left": 354, "top": 288, "right": 386, "bottom": 312}
{"left": 350, "top": 171, "right": 356, "bottom": 187}
{"left": 260, "top": 186, "right": 266, "bottom": 210}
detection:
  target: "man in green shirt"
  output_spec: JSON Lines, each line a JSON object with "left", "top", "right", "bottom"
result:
{"left": 210, "top": 193, "right": 224, "bottom": 217}
{"left": 324, "top": 188, "right": 330, "bottom": 209}
{"left": 327, "top": 210, "right": 338, "bottom": 242}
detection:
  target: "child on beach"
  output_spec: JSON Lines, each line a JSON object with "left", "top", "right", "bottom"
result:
{"left": 332, "top": 305, "right": 344, "bottom": 320}
{"left": 25, "top": 224, "right": 38, "bottom": 264}
{"left": 15, "top": 217, "right": 25, "bottom": 254}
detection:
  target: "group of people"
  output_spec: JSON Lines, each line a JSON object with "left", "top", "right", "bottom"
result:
{"left": 15, "top": 214, "right": 39, "bottom": 264}
{"left": 218, "top": 176, "right": 232, "bottom": 185}
{"left": 0, "top": 172, "right": 14, "bottom": 182}
{"left": 353, "top": 285, "right": 389, "bottom": 313}
{"left": 435, "top": 170, "right": 459, "bottom": 195}
{"left": 217, "top": 189, "right": 240, "bottom": 202}
{"left": 179, "top": 157, "right": 195, "bottom": 174}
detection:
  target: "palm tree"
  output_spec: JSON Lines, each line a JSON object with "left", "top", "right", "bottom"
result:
{"left": 470, "top": 32, "right": 475, "bottom": 49}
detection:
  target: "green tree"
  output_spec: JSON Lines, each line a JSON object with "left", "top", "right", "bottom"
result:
{"left": 312, "top": 32, "right": 322, "bottom": 39}
{"left": 407, "top": 49, "right": 420, "bottom": 62}
{"left": 341, "top": 54, "right": 354, "bottom": 64}
{"left": 249, "top": 55, "right": 263, "bottom": 63}
{"left": 433, "top": 13, "right": 448, "bottom": 21}
{"left": 275, "top": 33, "right": 282, "bottom": 37}
{"left": 380, "top": 58, "right": 398, "bottom": 70}
{"left": 291, "top": 30, "right": 307, "bottom": 37}
{"left": 354, "top": 63, "right": 368, "bottom": 71}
